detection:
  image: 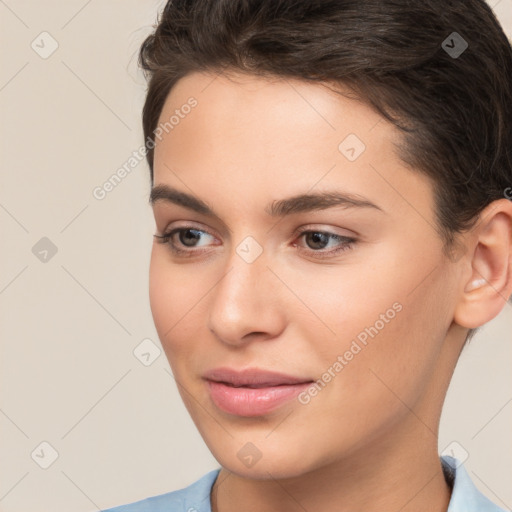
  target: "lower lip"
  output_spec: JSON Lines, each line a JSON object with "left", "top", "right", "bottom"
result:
{"left": 206, "top": 380, "right": 312, "bottom": 417}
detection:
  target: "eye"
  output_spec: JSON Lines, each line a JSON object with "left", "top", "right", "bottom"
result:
{"left": 153, "top": 227, "right": 217, "bottom": 256}
{"left": 154, "top": 225, "right": 356, "bottom": 260}
{"left": 294, "top": 229, "right": 356, "bottom": 258}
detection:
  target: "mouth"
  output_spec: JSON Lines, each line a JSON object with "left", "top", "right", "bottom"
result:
{"left": 203, "top": 367, "right": 315, "bottom": 417}
{"left": 217, "top": 382, "right": 303, "bottom": 388}
{"left": 203, "top": 366, "right": 313, "bottom": 387}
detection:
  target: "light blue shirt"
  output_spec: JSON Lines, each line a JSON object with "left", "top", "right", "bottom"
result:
{"left": 101, "top": 456, "right": 506, "bottom": 511}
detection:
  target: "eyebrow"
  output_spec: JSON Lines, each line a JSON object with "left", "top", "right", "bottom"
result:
{"left": 149, "top": 184, "right": 383, "bottom": 218}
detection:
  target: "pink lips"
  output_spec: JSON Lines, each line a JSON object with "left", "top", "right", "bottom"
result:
{"left": 203, "top": 367, "right": 313, "bottom": 417}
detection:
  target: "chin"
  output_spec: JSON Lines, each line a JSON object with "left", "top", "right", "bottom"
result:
{"left": 208, "top": 436, "right": 328, "bottom": 481}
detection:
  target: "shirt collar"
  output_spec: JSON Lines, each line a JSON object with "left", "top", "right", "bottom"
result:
{"left": 185, "top": 457, "right": 505, "bottom": 512}
{"left": 441, "top": 455, "right": 506, "bottom": 511}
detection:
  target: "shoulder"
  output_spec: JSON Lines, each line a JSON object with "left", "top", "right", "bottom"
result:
{"left": 101, "top": 468, "right": 221, "bottom": 512}
{"left": 442, "top": 456, "right": 506, "bottom": 512}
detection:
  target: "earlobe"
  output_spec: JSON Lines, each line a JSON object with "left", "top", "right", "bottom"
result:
{"left": 454, "top": 199, "right": 512, "bottom": 329}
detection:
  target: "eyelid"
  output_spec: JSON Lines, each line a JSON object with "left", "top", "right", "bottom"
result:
{"left": 158, "top": 223, "right": 353, "bottom": 241}
{"left": 292, "top": 223, "right": 357, "bottom": 239}
{"left": 155, "top": 222, "right": 358, "bottom": 259}
{"left": 292, "top": 227, "right": 356, "bottom": 254}
{"left": 159, "top": 221, "right": 218, "bottom": 239}
{"left": 152, "top": 204, "right": 232, "bottom": 236}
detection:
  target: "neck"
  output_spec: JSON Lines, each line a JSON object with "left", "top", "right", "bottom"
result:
{"left": 211, "top": 324, "right": 464, "bottom": 512}
{"left": 211, "top": 419, "right": 452, "bottom": 512}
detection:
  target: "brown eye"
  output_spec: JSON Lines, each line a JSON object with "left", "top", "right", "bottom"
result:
{"left": 294, "top": 229, "right": 356, "bottom": 259}
{"left": 303, "top": 232, "right": 331, "bottom": 250}
{"left": 178, "top": 229, "right": 203, "bottom": 247}
{"left": 153, "top": 226, "right": 218, "bottom": 257}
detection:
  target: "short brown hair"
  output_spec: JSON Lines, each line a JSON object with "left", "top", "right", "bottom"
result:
{"left": 139, "top": 0, "right": 512, "bottom": 290}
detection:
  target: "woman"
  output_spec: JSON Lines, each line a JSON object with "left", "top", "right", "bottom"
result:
{"left": 104, "top": 0, "right": 512, "bottom": 510}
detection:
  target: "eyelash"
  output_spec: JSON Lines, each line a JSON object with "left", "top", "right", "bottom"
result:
{"left": 154, "top": 225, "right": 356, "bottom": 260}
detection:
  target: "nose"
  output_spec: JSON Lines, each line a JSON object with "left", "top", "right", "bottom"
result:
{"left": 207, "top": 246, "right": 286, "bottom": 347}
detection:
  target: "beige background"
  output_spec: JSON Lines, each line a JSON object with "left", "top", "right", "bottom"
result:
{"left": 0, "top": 1, "right": 511, "bottom": 511}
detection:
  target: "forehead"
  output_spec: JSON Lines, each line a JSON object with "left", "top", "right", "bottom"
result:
{"left": 151, "top": 70, "right": 436, "bottom": 231}
{"left": 153, "top": 70, "right": 400, "bottom": 178}
{"left": 157, "top": 69, "right": 387, "bottom": 137}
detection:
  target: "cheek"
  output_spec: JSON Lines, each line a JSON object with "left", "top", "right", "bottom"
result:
{"left": 149, "top": 249, "right": 192, "bottom": 355}
{"left": 284, "top": 249, "right": 450, "bottom": 409}
{"left": 149, "top": 247, "right": 214, "bottom": 370}
{"left": 276, "top": 250, "right": 404, "bottom": 349}
{"left": 149, "top": 249, "right": 172, "bottom": 337}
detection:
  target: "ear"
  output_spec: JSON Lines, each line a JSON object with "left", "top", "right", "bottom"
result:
{"left": 454, "top": 198, "right": 512, "bottom": 329}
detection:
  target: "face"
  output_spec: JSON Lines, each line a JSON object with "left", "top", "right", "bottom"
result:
{"left": 149, "top": 70, "right": 464, "bottom": 478}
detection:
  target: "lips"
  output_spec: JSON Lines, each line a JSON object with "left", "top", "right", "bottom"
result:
{"left": 203, "top": 367, "right": 314, "bottom": 416}
{"left": 203, "top": 367, "right": 313, "bottom": 387}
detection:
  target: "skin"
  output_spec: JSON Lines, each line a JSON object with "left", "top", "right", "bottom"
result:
{"left": 149, "top": 70, "right": 512, "bottom": 512}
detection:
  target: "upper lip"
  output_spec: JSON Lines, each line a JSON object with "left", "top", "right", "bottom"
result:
{"left": 203, "top": 367, "right": 313, "bottom": 387}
